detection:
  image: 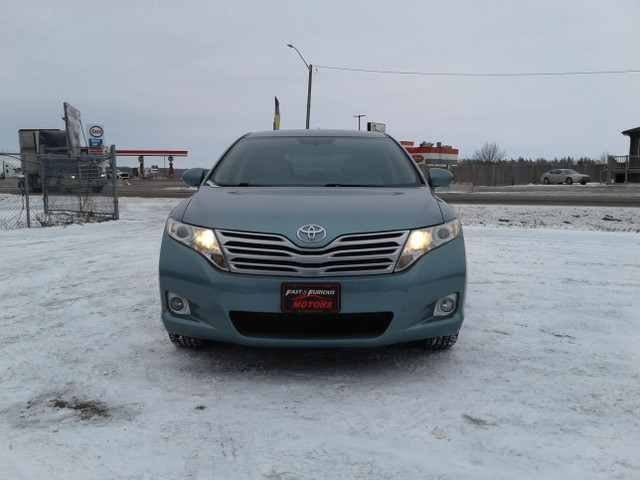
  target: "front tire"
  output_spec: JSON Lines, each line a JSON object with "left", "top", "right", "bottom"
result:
{"left": 168, "top": 333, "right": 205, "bottom": 347}
{"left": 542, "top": 177, "right": 550, "bottom": 185}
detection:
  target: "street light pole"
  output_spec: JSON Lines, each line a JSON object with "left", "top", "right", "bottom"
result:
{"left": 354, "top": 114, "right": 366, "bottom": 130}
{"left": 287, "top": 44, "right": 312, "bottom": 129}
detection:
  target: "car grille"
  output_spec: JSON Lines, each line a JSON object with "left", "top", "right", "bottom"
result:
{"left": 216, "top": 229, "right": 409, "bottom": 276}
{"left": 229, "top": 311, "right": 393, "bottom": 339}
{"left": 78, "top": 164, "right": 103, "bottom": 183}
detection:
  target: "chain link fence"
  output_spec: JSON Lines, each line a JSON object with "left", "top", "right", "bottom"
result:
{"left": 0, "top": 147, "right": 119, "bottom": 230}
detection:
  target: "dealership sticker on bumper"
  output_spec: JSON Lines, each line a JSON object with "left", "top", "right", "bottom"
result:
{"left": 282, "top": 284, "right": 341, "bottom": 313}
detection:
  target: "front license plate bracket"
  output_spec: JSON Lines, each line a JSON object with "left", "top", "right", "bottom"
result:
{"left": 281, "top": 284, "right": 341, "bottom": 313}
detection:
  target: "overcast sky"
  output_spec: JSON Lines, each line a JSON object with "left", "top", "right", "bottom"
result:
{"left": 2, "top": 1, "right": 639, "bottom": 168}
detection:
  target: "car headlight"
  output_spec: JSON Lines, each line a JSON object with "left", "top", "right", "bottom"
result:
{"left": 166, "top": 218, "right": 229, "bottom": 271}
{"left": 395, "top": 218, "right": 461, "bottom": 272}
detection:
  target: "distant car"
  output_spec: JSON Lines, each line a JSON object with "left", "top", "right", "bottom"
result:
{"left": 159, "top": 129, "right": 467, "bottom": 350}
{"left": 106, "top": 170, "right": 130, "bottom": 180}
{"left": 541, "top": 169, "right": 590, "bottom": 185}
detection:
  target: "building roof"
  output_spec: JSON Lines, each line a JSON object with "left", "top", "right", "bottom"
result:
{"left": 621, "top": 127, "right": 640, "bottom": 136}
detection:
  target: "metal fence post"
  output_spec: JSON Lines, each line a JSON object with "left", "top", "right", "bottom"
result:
{"left": 22, "top": 154, "right": 32, "bottom": 228}
{"left": 111, "top": 145, "right": 119, "bottom": 220}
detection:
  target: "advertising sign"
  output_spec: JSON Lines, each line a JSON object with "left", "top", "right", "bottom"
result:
{"left": 87, "top": 124, "right": 105, "bottom": 155}
{"left": 367, "top": 122, "right": 386, "bottom": 133}
{"left": 63, "top": 102, "right": 83, "bottom": 155}
{"left": 281, "top": 284, "right": 341, "bottom": 313}
{"left": 88, "top": 125, "right": 104, "bottom": 139}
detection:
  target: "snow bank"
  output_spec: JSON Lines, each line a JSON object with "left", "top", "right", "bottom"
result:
{"left": 457, "top": 204, "right": 640, "bottom": 232}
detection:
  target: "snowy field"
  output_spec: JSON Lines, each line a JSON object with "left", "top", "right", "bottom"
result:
{"left": 1, "top": 197, "right": 639, "bottom": 479}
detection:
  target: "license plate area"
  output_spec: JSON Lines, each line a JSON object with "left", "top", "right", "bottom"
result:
{"left": 281, "top": 284, "right": 341, "bottom": 313}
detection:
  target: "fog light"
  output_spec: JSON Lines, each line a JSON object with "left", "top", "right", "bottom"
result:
{"left": 434, "top": 294, "right": 457, "bottom": 316}
{"left": 167, "top": 292, "right": 190, "bottom": 315}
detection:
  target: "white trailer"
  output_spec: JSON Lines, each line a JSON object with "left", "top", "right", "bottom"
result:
{"left": 2, "top": 160, "right": 22, "bottom": 179}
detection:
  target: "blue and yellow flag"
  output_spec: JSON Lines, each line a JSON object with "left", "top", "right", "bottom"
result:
{"left": 273, "top": 96, "right": 280, "bottom": 130}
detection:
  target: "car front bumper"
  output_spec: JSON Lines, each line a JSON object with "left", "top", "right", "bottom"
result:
{"left": 159, "top": 234, "right": 466, "bottom": 348}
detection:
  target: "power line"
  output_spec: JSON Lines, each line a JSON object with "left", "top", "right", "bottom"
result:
{"left": 315, "top": 65, "right": 640, "bottom": 77}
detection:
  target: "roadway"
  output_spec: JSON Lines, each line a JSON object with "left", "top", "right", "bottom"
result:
{"left": 113, "top": 180, "right": 640, "bottom": 207}
{"left": 437, "top": 183, "right": 640, "bottom": 207}
{"left": 1, "top": 179, "right": 639, "bottom": 207}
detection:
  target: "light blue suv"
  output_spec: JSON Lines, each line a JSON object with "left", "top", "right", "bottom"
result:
{"left": 159, "top": 130, "right": 466, "bottom": 349}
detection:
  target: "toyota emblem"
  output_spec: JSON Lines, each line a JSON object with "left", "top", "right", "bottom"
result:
{"left": 297, "top": 224, "right": 327, "bottom": 243}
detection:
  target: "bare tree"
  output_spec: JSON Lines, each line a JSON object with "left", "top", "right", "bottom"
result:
{"left": 473, "top": 142, "right": 506, "bottom": 163}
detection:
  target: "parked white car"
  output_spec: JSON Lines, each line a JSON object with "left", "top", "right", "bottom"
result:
{"left": 541, "top": 169, "right": 590, "bottom": 185}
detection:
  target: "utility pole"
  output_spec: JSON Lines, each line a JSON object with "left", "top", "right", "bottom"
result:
{"left": 287, "top": 44, "right": 312, "bottom": 129}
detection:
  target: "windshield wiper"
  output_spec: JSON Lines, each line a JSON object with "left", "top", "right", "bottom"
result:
{"left": 212, "top": 182, "right": 256, "bottom": 187}
{"left": 325, "top": 183, "right": 376, "bottom": 187}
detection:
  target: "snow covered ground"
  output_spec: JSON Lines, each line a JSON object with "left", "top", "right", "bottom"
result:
{"left": 1, "top": 197, "right": 638, "bottom": 479}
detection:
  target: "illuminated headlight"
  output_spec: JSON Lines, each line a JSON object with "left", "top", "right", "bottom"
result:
{"left": 395, "top": 218, "right": 461, "bottom": 272}
{"left": 166, "top": 218, "right": 229, "bottom": 270}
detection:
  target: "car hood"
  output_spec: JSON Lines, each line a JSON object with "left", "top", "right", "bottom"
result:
{"left": 178, "top": 186, "right": 446, "bottom": 246}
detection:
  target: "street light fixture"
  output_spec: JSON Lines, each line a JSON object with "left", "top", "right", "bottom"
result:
{"left": 354, "top": 114, "right": 366, "bottom": 130}
{"left": 287, "top": 44, "right": 312, "bottom": 129}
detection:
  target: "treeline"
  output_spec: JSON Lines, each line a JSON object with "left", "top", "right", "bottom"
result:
{"left": 460, "top": 156, "right": 602, "bottom": 165}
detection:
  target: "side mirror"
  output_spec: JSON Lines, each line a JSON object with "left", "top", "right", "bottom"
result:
{"left": 182, "top": 168, "right": 207, "bottom": 187}
{"left": 427, "top": 168, "right": 453, "bottom": 189}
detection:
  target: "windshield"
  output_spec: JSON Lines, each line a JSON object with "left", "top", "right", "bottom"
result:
{"left": 209, "top": 135, "right": 423, "bottom": 187}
